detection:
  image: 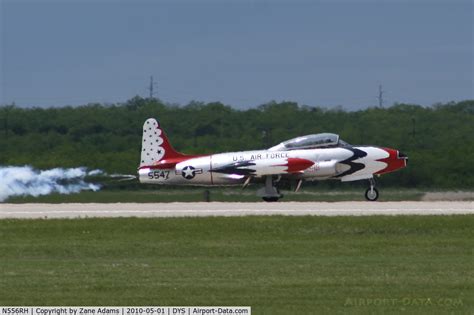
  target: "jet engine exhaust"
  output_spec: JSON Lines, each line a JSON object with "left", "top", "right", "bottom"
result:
{"left": 0, "top": 166, "right": 136, "bottom": 202}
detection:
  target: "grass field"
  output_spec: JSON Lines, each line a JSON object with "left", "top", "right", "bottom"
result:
{"left": 5, "top": 187, "right": 425, "bottom": 203}
{"left": 0, "top": 215, "right": 472, "bottom": 314}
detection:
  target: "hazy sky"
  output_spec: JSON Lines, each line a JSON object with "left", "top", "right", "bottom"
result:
{"left": 1, "top": 0, "right": 472, "bottom": 109}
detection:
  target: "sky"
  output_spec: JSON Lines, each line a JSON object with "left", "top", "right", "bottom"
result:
{"left": 0, "top": 0, "right": 473, "bottom": 109}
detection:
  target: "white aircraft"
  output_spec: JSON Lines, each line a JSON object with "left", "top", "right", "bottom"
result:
{"left": 138, "top": 118, "right": 407, "bottom": 201}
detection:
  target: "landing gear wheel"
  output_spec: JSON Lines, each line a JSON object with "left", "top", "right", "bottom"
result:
{"left": 365, "top": 187, "right": 379, "bottom": 201}
{"left": 258, "top": 176, "right": 282, "bottom": 202}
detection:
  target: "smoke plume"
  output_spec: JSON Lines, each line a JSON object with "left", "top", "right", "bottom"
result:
{"left": 0, "top": 166, "right": 102, "bottom": 202}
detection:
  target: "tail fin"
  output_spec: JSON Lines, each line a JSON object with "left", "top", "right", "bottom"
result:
{"left": 139, "top": 118, "right": 186, "bottom": 167}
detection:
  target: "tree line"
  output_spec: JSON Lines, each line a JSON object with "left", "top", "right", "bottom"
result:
{"left": 1, "top": 97, "right": 473, "bottom": 188}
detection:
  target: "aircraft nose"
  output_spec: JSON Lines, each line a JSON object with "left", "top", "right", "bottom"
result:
{"left": 375, "top": 147, "right": 408, "bottom": 175}
{"left": 398, "top": 151, "right": 408, "bottom": 165}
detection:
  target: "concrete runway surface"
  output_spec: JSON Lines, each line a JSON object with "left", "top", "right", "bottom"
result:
{"left": 0, "top": 202, "right": 472, "bottom": 219}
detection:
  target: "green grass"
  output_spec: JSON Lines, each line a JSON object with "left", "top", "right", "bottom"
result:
{"left": 0, "top": 216, "right": 472, "bottom": 314}
{"left": 5, "top": 187, "right": 424, "bottom": 203}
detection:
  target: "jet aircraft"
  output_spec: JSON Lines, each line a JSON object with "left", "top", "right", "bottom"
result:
{"left": 138, "top": 118, "right": 407, "bottom": 201}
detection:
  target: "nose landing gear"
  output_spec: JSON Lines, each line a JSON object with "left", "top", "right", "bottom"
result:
{"left": 365, "top": 178, "right": 379, "bottom": 201}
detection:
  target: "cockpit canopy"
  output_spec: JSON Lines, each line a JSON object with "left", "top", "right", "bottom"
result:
{"left": 268, "top": 133, "right": 350, "bottom": 151}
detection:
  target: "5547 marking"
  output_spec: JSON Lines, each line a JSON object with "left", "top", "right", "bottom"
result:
{"left": 148, "top": 170, "right": 169, "bottom": 180}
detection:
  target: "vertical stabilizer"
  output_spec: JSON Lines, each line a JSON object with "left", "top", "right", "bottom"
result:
{"left": 139, "top": 118, "right": 186, "bottom": 167}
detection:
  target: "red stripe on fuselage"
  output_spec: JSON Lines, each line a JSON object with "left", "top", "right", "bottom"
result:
{"left": 276, "top": 158, "right": 314, "bottom": 173}
{"left": 375, "top": 148, "right": 406, "bottom": 175}
{"left": 138, "top": 155, "right": 207, "bottom": 170}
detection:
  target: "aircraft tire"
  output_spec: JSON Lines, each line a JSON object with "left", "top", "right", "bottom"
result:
{"left": 262, "top": 197, "right": 280, "bottom": 202}
{"left": 364, "top": 188, "right": 379, "bottom": 201}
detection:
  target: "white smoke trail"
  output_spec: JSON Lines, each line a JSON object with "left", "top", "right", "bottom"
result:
{"left": 0, "top": 166, "right": 102, "bottom": 202}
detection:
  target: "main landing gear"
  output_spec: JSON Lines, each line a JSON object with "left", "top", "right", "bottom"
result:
{"left": 258, "top": 176, "right": 282, "bottom": 202}
{"left": 365, "top": 178, "right": 379, "bottom": 201}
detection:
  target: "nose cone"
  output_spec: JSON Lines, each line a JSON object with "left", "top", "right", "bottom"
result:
{"left": 375, "top": 148, "right": 408, "bottom": 175}
{"left": 398, "top": 151, "right": 408, "bottom": 162}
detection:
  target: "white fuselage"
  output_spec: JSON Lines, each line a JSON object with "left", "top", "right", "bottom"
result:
{"left": 138, "top": 146, "right": 390, "bottom": 186}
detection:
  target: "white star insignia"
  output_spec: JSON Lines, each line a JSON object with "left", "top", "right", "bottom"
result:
{"left": 182, "top": 166, "right": 195, "bottom": 179}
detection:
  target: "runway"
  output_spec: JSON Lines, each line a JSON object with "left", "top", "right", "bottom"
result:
{"left": 0, "top": 202, "right": 472, "bottom": 219}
